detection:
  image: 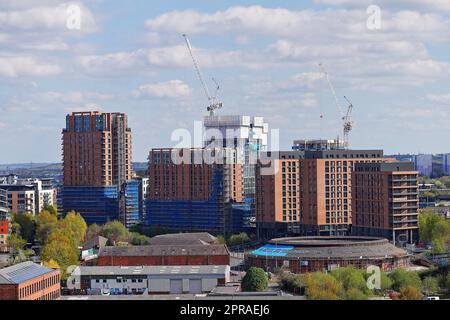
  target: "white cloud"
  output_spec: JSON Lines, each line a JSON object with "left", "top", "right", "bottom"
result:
{"left": 146, "top": 6, "right": 450, "bottom": 42}
{"left": 314, "top": 0, "right": 450, "bottom": 12}
{"left": 0, "top": 2, "right": 97, "bottom": 33}
{"left": 426, "top": 93, "right": 450, "bottom": 103}
{"left": 0, "top": 55, "right": 61, "bottom": 77}
{"left": 132, "top": 80, "right": 192, "bottom": 99}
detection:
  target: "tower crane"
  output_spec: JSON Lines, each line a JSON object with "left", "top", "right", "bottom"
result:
{"left": 318, "top": 63, "right": 354, "bottom": 148}
{"left": 183, "top": 34, "right": 223, "bottom": 116}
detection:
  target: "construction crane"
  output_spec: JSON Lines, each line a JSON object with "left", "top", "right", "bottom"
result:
{"left": 183, "top": 34, "right": 223, "bottom": 116}
{"left": 318, "top": 63, "right": 354, "bottom": 148}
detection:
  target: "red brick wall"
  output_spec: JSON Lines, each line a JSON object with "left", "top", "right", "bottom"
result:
{"left": 97, "top": 254, "right": 230, "bottom": 266}
{"left": 0, "top": 284, "right": 17, "bottom": 300}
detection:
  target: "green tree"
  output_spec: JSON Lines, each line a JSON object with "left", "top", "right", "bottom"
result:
{"left": 35, "top": 210, "right": 58, "bottom": 244}
{"left": 41, "top": 230, "right": 79, "bottom": 279}
{"left": 345, "top": 288, "right": 368, "bottom": 300}
{"left": 278, "top": 273, "right": 306, "bottom": 294}
{"left": 419, "top": 210, "right": 450, "bottom": 254}
{"left": 43, "top": 205, "right": 58, "bottom": 216}
{"left": 422, "top": 277, "right": 439, "bottom": 295}
{"left": 389, "top": 269, "right": 422, "bottom": 291}
{"left": 379, "top": 272, "right": 393, "bottom": 294}
{"left": 7, "top": 234, "right": 26, "bottom": 252}
{"left": 10, "top": 212, "right": 35, "bottom": 243}
{"left": 446, "top": 274, "right": 450, "bottom": 292}
{"left": 43, "top": 259, "right": 60, "bottom": 269}
{"left": 227, "top": 233, "right": 251, "bottom": 246}
{"left": 305, "top": 272, "right": 341, "bottom": 300}
{"left": 241, "top": 267, "right": 269, "bottom": 292}
{"left": 130, "top": 232, "right": 151, "bottom": 245}
{"left": 330, "top": 267, "right": 368, "bottom": 298}
{"left": 398, "top": 287, "right": 422, "bottom": 300}
{"left": 59, "top": 211, "right": 87, "bottom": 246}
{"left": 101, "top": 220, "right": 130, "bottom": 244}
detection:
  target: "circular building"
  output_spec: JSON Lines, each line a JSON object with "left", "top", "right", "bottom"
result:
{"left": 245, "top": 236, "right": 410, "bottom": 273}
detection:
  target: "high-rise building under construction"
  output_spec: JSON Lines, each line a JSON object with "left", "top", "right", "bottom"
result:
{"left": 61, "top": 111, "right": 139, "bottom": 226}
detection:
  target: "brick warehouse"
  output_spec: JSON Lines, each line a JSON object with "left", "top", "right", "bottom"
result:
{"left": 0, "top": 262, "right": 60, "bottom": 300}
{"left": 97, "top": 233, "right": 230, "bottom": 266}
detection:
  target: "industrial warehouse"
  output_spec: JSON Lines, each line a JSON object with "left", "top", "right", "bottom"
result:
{"left": 245, "top": 236, "right": 410, "bottom": 273}
{"left": 70, "top": 265, "right": 230, "bottom": 295}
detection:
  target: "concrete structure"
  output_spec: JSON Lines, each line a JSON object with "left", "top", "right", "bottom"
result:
{"left": 245, "top": 236, "right": 410, "bottom": 274}
{"left": 0, "top": 261, "right": 60, "bottom": 300}
{"left": 413, "top": 154, "right": 433, "bottom": 176}
{"left": 71, "top": 265, "right": 230, "bottom": 295}
{"left": 292, "top": 139, "right": 345, "bottom": 151}
{"left": 203, "top": 115, "right": 268, "bottom": 198}
{"left": 97, "top": 233, "right": 230, "bottom": 266}
{"left": 256, "top": 149, "right": 391, "bottom": 238}
{"left": 146, "top": 148, "right": 251, "bottom": 234}
{"left": 61, "top": 111, "right": 135, "bottom": 226}
{"left": 352, "top": 162, "right": 419, "bottom": 244}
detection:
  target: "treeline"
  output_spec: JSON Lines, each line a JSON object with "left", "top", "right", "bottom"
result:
{"left": 419, "top": 210, "right": 450, "bottom": 253}
{"left": 277, "top": 266, "right": 450, "bottom": 300}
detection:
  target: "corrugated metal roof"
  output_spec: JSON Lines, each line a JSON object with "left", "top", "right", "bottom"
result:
{"left": 0, "top": 261, "right": 55, "bottom": 284}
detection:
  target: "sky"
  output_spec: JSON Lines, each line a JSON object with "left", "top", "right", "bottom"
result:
{"left": 1, "top": 0, "right": 450, "bottom": 163}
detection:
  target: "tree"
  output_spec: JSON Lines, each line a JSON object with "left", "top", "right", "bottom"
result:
{"left": 241, "top": 267, "right": 269, "bottom": 292}
{"left": 58, "top": 211, "right": 87, "bottom": 246}
{"left": 345, "top": 288, "right": 368, "bottom": 300}
{"left": 43, "top": 205, "right": 58, "bottom": 217}
{"left": 7, "top": 234, "right": 26, "bottom": 253}
{"left": 86, "top": 223, "right": 102, "bottom": 241}
{"left": 422, "top": 277, "right": 439, "bottom": 295}
{"left": 379, "top": 272, "right": 393, "bottom": 294}
{"left": 398, "top": 287, "right": 422, "bottom": 300}
{"left": 43, "top": 259, "right": 60, "bottom": 269}
{"left": 389, "top": 269, "right": 422, "bottom": 292}
{"left": 330, "top": 267, "right": 368, "bottom": 298}
{"left": 419, "top": 210, "right": 450, "bottom": 254}
{"left": 10, "top": 213, "right": 35, "bottom": 243}
{"left": 41, "top": 230, "right": 79, "bottom": 279}
{"left": 101, "top": 220, "right": 130, "bottom": 244}
{"left": 130, "top": 232, "right": 151, "bottom": 245}
{"left": 305, "top": 272, "right": 341, "bottom": 300}
{"left": 227, "top": 233, "right": 251, "bottom": 246}
{"left": 278, "top": 273, "right": 306, "bottom": 294}
{"left": 35, "top": 210, "right": 58, "bottom": 244}
{"left": 446, "top": 274, "right": 450, "bottom": 292}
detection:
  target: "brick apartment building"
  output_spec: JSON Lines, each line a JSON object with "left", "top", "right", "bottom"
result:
{"left": 97, "top": 233, "right": 230, "bottom": 266}
{"left": 352, "top": 162, "right": 419, "bottom": 244}
{"left": 146, "top": 148, "right": 252, "bottom": 234}
{"left": 0, "top": 262, "right": 60, "bottom": 300}
{"left": 61, "top": 111, "right": 139, "bottom": 226}
{"left": 256, "top": 148, "right": 394, "bottom": 238}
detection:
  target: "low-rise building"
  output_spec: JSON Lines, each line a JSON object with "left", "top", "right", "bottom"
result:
{"left": 0, "top": 261, "right": 61, "bottom": 300}
{"left": 71, "top": 265, "right": 230, "bottom": 295}
{"left": 97, "top": 232, "right": 230, "bottom": 266}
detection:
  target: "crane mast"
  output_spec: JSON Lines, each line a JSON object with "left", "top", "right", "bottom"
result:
{"left": 183, "top": 34, "right": 222, "bottom": 116}
{"left": 318, "top": 63, "right": 354, "bottom": 148}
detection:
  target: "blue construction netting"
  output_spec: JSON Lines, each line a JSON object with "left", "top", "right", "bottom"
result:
{"left": 251, "top": 244, "right": 295, "bottom": 257}
{"left": 124, "top": 180, "right": 140, "bottom": 227}
{"left": 61, "top": 185, "right": 120, "bottom": 225}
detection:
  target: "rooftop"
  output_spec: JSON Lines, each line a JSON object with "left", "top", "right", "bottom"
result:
{"left": 99, "top": 243, "right": 229, "bottom": 257}
{"left": 0, "top": 261, "right": 56, "bottom": 285}
{"left": 149, "top": 232, "right": 219, "bottom": 246}
{"left": 74, "top": 265, "right": 229, "bottom": 277}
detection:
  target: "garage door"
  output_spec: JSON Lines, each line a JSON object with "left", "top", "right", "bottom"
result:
{"left": 189, "top": 279, "right": 202, "bottom": 294}
{"left": 170, "top": 279, "right": 183, "bottom": 294}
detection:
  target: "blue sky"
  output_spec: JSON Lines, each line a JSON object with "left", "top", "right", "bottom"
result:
{"left": 1, "top": 0, "right": 450, "bottom": 163}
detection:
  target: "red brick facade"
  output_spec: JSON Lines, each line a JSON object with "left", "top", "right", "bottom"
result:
{"left": 97, "top": 254, "right": 230, "bottom": 266}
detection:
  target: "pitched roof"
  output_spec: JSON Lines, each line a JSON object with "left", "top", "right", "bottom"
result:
{"left": 99, "top": 243, "right": 229, "bottom": 257}
{"left": 149, "top": 232, "right": 218, "bottom": 246}
{"left": 0, "top": 261, "right": 55, "bottom": 285}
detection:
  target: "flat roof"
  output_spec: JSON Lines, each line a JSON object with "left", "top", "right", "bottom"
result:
{"left": 0, "top": 261, "right": 56, "bottom": 285}
{"left": 75, "top": 265, "right": 229, "bottom": 277}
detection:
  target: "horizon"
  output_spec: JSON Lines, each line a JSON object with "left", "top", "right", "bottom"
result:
{"left": 1, "top": 1, "right": 450, "bottom": 162}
